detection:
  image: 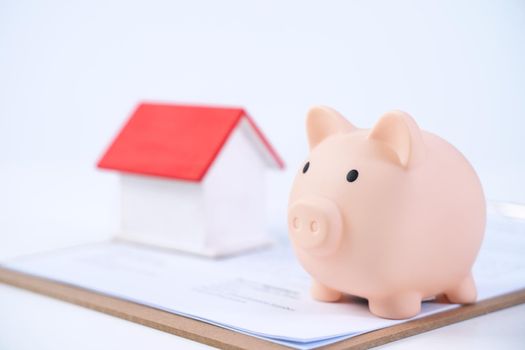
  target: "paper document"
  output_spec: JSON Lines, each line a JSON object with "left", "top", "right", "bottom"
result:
{"left": 2, "top": 213, "right": 525, "bottom": 349}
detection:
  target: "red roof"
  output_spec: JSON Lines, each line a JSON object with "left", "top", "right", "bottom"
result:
{"left": 97, "top": 103, "right": 284, "bottom": 181}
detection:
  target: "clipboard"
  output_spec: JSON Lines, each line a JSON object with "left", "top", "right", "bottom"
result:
{"left": 1, "top": 266, "right": 524, "bottom": 350}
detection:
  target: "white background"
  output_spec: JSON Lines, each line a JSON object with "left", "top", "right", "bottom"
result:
{"left": 1, "top": 0, "right": 524, "bottom": 349}
{"left": 1, "top": 0, "right": 525, "bottom": 232}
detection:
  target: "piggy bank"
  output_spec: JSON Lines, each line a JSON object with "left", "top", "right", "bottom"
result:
{"left": 288, "top": 106, "right": 485, "bottom": 319}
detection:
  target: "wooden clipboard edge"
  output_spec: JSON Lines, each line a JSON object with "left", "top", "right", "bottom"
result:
{"left": 0, "top": 267, "right": 286, "bottom": 350}
{"left": 1, "top": 266, "right": 524, "bottom": 350}
{"left": 322, "top": 288, "right": 525, "bottom": 350}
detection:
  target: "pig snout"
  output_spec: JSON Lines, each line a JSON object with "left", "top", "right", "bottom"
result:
{"left": 288, "top": 196, "right": 343, "bottom": 256}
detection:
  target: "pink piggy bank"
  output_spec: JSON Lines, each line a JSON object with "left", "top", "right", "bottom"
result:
{"left": 288, "top": 106, "right": 485, "bottom": 319}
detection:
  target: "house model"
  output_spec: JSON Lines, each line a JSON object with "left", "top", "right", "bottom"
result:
{"left": 98, "top": 103, "right": 284, "bottom": 257}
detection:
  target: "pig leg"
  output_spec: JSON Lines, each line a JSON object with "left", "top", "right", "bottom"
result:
{"left": 445, "top": 273, "right": 477, "bottom": 304}
{"left": 368, "top": 292, "right": 422, "bottom": 319}
{"left": 311, "top": 280, "right": 342, "bottom": 302}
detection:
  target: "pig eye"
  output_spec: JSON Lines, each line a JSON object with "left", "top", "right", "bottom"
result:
{"left": 346, "top": 169, "right": 359, "bottom": 182}
{"left": 302, "top": 161, "right": 310, "bottom": 174}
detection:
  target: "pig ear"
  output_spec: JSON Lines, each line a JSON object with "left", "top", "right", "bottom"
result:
{"left": 306, "top": 106, "right": 355, "bottom": 149}
{"left": 368, "top": 111, "right": 425, "bottom": 168}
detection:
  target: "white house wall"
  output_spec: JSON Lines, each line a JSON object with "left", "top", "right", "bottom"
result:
{"left": 119, "top": 174, "right": 207, "bottom": 251}
{"left": 202, "top": 118, "right": 270, "bottom": 253}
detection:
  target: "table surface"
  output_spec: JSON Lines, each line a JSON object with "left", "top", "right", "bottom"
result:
{"left": 1, "top": 167, "right": 524, "bottom": 349}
